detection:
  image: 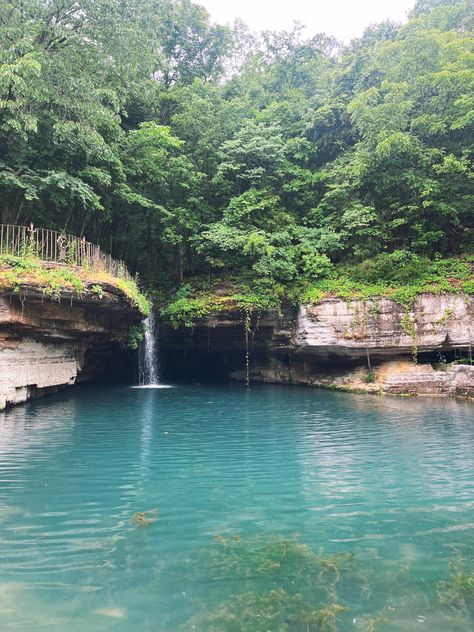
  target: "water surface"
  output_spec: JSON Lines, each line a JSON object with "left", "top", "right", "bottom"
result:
{"left": 0, "top": 384, "right": 473, "bottom": 630}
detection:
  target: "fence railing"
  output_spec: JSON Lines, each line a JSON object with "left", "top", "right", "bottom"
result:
{"left": 0, "top": 224, "right": 133, "bottom": 282}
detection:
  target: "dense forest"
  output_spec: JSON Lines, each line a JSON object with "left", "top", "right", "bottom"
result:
{"left": 0, "top": 0, "right": 472, "bottom": 309}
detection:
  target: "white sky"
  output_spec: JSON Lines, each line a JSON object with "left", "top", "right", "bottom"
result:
{"left": 199, "top": 0, "right": 416, "bottom": 42}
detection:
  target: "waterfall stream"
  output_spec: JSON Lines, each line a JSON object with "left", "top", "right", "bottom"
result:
{"left": 138, "top": 309, "right": 160, "bottom": 386}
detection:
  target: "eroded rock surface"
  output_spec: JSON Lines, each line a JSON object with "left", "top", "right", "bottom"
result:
{"left": 161, "top": 294, "right": 474, "bottom": 399}
{"left": 296, "top": 294, "right": 473, "bottom": 357}
{"left": 0, "top": 285, "right": 142, "bottom": 409}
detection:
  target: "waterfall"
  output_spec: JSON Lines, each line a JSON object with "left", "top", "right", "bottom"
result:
{"left": 139, "top": 309, "right": 160, "bottom": 386}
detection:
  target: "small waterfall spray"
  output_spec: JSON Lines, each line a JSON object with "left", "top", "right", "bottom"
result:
{"left": 139, "top": 308, "right": 160, "bottom": 386}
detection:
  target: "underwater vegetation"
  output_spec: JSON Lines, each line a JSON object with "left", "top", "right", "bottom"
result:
{"left": 206, "top": 534, "right": 367, "bottom": 601}
{"left": 184, "top": 588, "right": 348, "bottom": 632}
{"left": 437, "top": 561, "right": 474, "bottom": 619}
{"left": 131, "top": 508, "right": 159, "bottom": 526}
{"left": 179, "top": 534, "right": 474, "bottom": 632}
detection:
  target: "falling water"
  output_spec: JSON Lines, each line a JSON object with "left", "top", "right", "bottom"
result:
{"left": 138, "top": 308, "right": 159, "bottom": 385}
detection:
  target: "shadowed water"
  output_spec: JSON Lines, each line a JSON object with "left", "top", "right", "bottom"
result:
{"left": 0, "top": 384, "right": 473, "bottom": 630}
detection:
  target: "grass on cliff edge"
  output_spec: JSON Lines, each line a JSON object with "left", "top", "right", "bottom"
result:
{"left": 0, "top": 254, "right": 150, "bottom": 316}
{"left": 159, "top": 253, "right": 474, "bottom": 328}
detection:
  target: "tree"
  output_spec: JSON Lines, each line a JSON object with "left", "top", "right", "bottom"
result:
{"left": 0, "top": 0, "right": 471, "bottom": 287}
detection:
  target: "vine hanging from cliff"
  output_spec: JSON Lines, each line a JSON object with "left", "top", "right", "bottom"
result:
{"left": 244, "top": 308, "right": 251, "bottom": 389}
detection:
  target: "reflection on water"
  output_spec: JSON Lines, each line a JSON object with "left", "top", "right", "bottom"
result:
{"left": 0, "top": 384, "right": 473, "bottom": 630}
{"left": 130, "top": 384, "right": 174, "bottom": 389}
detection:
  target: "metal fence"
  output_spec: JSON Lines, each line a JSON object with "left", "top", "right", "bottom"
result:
{"left": 0, "top": 224, "right": 133, "bottom": 282}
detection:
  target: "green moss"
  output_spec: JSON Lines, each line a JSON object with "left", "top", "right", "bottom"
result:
{"left": 182, "top": 534, "right": 360, "bottom": 631}
{"left": 179, "top": 532, "right": 474, "bottom": 632}
{"left": 0, "top": 254, "right": 150, "bottom": 315}
{"left": 114, "top": 278, "right": 150, "bottom": 315}
{"left": 157, "top": 255, "right": 472, "bottom": 327}
{"left": 364, "top": 371, "right": 376, "bottom": 384}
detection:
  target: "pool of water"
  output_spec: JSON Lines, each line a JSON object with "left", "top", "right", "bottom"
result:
{"left": 0, "top": 383, "right": 473, "bottom": 631}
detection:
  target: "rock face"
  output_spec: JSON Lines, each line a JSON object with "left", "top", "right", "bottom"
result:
{"left": 0, "top": 284, "right": 142, "bottom": 409}
{"left": 296, "top": 294, "right": 472, "bottom": 357}
{"left": 161, "top": 293, "right": 474, "bottom": 399}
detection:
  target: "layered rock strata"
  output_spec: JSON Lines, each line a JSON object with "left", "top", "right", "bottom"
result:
{"left": 161, "top": 293, "right": 474, "bottom": 398}
{"left": 0, "top": 284, "right": 142, "bottom": 409}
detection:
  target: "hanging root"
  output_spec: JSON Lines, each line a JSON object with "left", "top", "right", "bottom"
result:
{"left": 244, "top": 309, "right": 251, "bottom": 389}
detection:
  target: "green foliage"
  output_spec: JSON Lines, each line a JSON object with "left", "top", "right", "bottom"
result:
{"left": 128, "top": 324, "right": 145, "bottom": 350}
{"left": 0, "top": 254, "right": 36, "bottom": 271}
{"left": 90, "top": 284, "right": 104, "bottom": 299}
{"left": 0, "top": 254, "right": 85, "bottom": 298}
{"left": 160, "top": 274, "right": 286, "bottom": 326}
{"left": 461, "top": 280, "right": 474, "bottom": 295}
{"left": 350, "top": 251, "right": 428, "bottom": 284}
{"left": 0, "top": 0, "right": 472, "bottom": 296}
{"left": 298, "top": 286, "right": 326, "bottom": 305}
{"left": 0, "top": 254, "right": 149, "bottom": 314}
{"left": 159, "top": 254, "right": 472, "bottom": 327}
{"left": 231, "top": 291, "right": 280, "bottom": 312}
{"left": 114, "top": 278, "right": 151, "bottom": 316}
{"left": 298, "top": 255, "right": 472, "bottom": 307}
{"left": 365, "top": 371, "right": 376, "bottom": 384}
{"left": 163, "top": 296, "right": 212, "bottom": 328}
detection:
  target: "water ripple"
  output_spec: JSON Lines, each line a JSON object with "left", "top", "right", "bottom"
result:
{"left": 0, "top": 384, "right": 473, "bottom": 630}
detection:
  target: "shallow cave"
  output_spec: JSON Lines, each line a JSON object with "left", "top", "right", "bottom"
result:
{"left": 158, "top": 313, "right": 288, "bottom": 383}
{"left": 416, "top": 347, "right": 473, "bottom": 369}
{"left": 160, "top": 347, "right": 254, "bottom": 383}
{"left": 160, "top": 345, "right": 374, "bottom": 385}
{"left": 80, "top": 343, "right": 138, "bottom": 385}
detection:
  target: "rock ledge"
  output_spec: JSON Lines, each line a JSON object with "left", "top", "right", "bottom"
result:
{"left": 161, "top": 293, "right": 474, "bottom": 399}
{"left": 0, "top": 284, "right": 142, "bottom": 409}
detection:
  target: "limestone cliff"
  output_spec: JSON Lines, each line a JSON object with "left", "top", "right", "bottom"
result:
{"left": 296, "top": 294, "right": 472, "bottom": 357}
{"left": 0, "top": 284, "right": 142, "bottom": 409}
{"left": 161, "top": 293, "right": 474, "bottom": 398}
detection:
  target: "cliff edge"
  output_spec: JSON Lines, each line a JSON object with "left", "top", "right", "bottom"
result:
{"left": 0, "top": 259, "right": 147, "bottom": 409}
{"left": 161, "top": 293, "right": 474, "bottom": 398}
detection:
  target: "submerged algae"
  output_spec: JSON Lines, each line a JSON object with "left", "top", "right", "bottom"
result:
{"left": 184, "top": 589, "right": 348, "bottom": 632}
{"left": 132, "top": 508, "right": 159, "bottom": 526}
{"left": 180, "top": 534, "right": 474, "bottom": 632}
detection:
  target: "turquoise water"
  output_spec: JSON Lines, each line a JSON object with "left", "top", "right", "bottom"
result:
{"left": 0, "top": 384, "right": 473, "bottom": 631}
